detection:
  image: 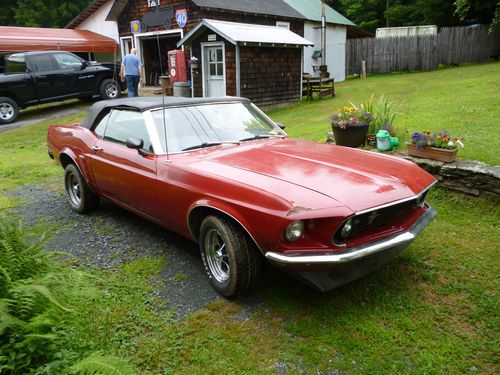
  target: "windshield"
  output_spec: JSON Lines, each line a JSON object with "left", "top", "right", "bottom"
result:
{"left": 152, "top": 102, "right": 282, "bottom": 153}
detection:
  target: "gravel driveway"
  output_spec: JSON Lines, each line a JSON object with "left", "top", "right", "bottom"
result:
{"left": 8, "top": 183, "right": 269, "bottom": 318}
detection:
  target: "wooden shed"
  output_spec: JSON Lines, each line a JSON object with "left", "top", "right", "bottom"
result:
{"left": 177, "top": 19, "right": 312, "bottom": 107}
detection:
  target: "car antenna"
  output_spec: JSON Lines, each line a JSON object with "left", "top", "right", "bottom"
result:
{"left": 156, "top": 32, "right": 171, "bottom": 163}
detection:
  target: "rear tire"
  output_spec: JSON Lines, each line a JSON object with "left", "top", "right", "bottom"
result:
{"left": 0, "top": 97, "right": 19, "bottom": 125}
{"left": 64, "top": 164, "right": 99, "bottom": 213}
{"left": 199, "top": 215, "right": 262, "bottom": 298}
{"left": 99, "top": 79, "right": 121, "bottom": 100}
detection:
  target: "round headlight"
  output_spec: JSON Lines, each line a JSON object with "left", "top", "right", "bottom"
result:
{"left": 341, "top": 219, "right": 352, "bottom": 238}
{"left": 285, "top": 220, "right": 304, "bottom": 242}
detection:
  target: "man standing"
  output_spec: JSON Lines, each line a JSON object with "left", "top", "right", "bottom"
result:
{"left": 120, "top": 48, "right": 143, "bottom": 97}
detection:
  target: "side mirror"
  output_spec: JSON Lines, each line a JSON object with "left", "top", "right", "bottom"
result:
{"left": 126, "top": 137, "right": 144, "bottom": 150}
{"left": 80, "top": 61, "right": 87, "bottom": 70}
{"left": 276, "top": 123, "right": 286, "bottom": 130}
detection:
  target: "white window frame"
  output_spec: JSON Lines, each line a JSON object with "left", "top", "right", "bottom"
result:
{"left": 200, "top": 42, "right": 226, "bottom": 98}
{"left": 119, "top": 36, "right": 133, "bottom": 59}
{"left": 134, "top": 29, "right": 184, "bottom": 67}
{"left": 276, "top": 21, "right": 290, "bottom": 30}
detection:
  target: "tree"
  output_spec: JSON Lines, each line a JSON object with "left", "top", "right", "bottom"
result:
{"left": 0, "top": 0, "right": 92, "bottom": 28}
{"left": 329, "top": 0, "right": 498, "bottom": 31}
{"left": 0, "top": 0, "right": 18, "bottom": 26}
{"left": 454, "top": 0, "right": 499, "bottom": 30}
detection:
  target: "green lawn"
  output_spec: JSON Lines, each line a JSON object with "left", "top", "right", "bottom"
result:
{"left": 268, "top": 62, "right": 500, "bottom": 165}
{"left": 0, "top": 63, "right": 498, "bottom": 374}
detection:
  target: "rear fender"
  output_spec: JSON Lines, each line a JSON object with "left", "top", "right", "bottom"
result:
{"left": 58, "top": 148, "right": 93, "bottom": 186}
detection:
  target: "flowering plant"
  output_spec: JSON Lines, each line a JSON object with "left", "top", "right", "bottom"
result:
{"left": 409, "top": 130, "right": 464, "bottom": 150}
{"left": 329, "top": 106, "right": 373, "bottom": 129}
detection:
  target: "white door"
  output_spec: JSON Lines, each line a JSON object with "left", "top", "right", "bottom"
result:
{"left": 204, "top": 45, "right": 226, "bottom": 97}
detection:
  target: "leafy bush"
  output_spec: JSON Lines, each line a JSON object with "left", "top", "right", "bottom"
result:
{"left": 0, "top": 219, "right": 136, "bottom": 374}
{"left": 359, "top": 94, "right": 400, "bottom": 135}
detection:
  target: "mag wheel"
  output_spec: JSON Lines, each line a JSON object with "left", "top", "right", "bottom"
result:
{"left": 199, "top": 215, "right": 261, "bottom": 298}
{"left": 64, "top": 164, "right": 99, "bottom": 213}
{"left": 99, "top": 79, "right": 121, "bottom": 100}
{"left": 0, "top": 97, "right": 19, "bottom": 125}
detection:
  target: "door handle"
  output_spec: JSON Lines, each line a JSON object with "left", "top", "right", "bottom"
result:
{"left": 92, "top": 146, "right": 103, "bottom": 151}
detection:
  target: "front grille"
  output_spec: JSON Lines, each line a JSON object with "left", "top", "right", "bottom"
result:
{"left": 332, "top": 196, "right": 423, "bottom": 245}
{"left": 351, "top": 199, "right": 417, "bottom": 234}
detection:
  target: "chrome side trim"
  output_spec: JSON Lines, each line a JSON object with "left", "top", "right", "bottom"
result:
{"left": 266, "top": 206, "right": 436, "bottom": 266}
{"left": 186, "top": 204, "right": 265, "bottom": 255}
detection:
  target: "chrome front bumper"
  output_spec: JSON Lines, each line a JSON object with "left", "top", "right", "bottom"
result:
{"left": 265, "top": 205, "right": 436, "bottom": 291}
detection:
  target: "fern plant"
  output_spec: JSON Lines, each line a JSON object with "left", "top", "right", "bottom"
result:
{"left": 0, "top": 219, "right": 138, "bottom": 374}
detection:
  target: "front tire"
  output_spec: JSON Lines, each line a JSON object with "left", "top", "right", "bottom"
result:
{"left": 99, "top": 79, "right": 121, "bottom": 100}
{"left": 64, "top": 164, "right": 99, "bottom": 213}
{"left": 199, "top": 215, "right": 262, "bottom": 297}
{"left": 0, "top": 97, "right": 19, "bottom": 125}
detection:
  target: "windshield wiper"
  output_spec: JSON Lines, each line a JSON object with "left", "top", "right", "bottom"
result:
{"left": 182, "top": 141, "right": 239, "bottom": 152}
{"left": 239, "top": 134, "right": 284, "bottom": 142}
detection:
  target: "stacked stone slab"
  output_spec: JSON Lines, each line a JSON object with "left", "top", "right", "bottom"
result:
{"left": 402, "top": 156, "right": 500, "bottom": 198}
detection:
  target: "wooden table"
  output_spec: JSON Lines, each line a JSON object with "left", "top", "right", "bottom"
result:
{"left": 302, "top": 76, "right": 335, "bottom": 100}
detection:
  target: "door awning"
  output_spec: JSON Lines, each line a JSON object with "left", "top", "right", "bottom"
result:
{"left": 177, "top": 19, "right": 313, "bottom": 48}
{"left": 0, "top": 26, "right": 118, "bottom": 53}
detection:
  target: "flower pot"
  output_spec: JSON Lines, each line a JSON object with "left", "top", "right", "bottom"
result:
{"left": 367, "top": 134, "right": 377, "bottom": 147}
{"left": 407, "top": 143, "right": 458, "bottom": 163}
{"left": 332, "top": 125, "right": 369, "bottom": 148}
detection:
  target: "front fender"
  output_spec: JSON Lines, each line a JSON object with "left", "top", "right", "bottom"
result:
{"left": 187, "top": 198, "right": 284, "bottom": 254}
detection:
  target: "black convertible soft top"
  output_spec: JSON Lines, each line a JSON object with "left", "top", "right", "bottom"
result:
{"left": 79, "top": 96, "right": 250, "bottom": 129}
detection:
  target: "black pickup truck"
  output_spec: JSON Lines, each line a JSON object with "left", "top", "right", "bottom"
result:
{"left": 0, "top": 51, "right": 124, "bottom": 124}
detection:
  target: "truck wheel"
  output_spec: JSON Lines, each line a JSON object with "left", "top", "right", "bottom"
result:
{"left": 199, "top": 215, "right": 262, "bottom": 298}
{"left": 64, "top": 164, "right": 99, "bottom": 213}
{"left": 99, "top": 79, "right": 121, "bottom": 100}
{"left": 0, "top": 97, "right": 19, "bottom": 125}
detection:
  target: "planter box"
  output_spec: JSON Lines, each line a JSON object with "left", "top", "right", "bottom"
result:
{"left": 407, "top": 143, "right": 458, "bottom": 163}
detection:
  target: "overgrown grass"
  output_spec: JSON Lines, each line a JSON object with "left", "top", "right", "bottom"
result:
{"left": 4, "top": 188, "right": 495, "bottom": 374}
{"left": 0, "top": 113, "right": 85, "bottom": 191}
{"left": 269, "top": 62, "right": 500, "bottom": 165}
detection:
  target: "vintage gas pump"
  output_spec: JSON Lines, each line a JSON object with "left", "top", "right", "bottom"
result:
{"left": 167, "top": 50, "right": 187, "bottom": 83}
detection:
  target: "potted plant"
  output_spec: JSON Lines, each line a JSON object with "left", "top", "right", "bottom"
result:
{"left": 329, "top": 106, "right": 373, "bottom": 147}
{"left": 407, "top": 130, "right": 464, "bottom": 162}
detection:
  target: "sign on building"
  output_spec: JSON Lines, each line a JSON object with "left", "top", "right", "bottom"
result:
{"left": 176, "top": 9, "right": 188, "bottom": 28}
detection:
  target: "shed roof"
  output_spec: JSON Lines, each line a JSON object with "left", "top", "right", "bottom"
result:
{"left": 66, "top": 0, "right": 109, "bottom": 28}
{"left": 191, "top": 0, "right": 304, "bottom": 19}
{"left": 0, "top": 26, "right": 118, "bottom": 53}
{"left": 105, "top": 0, "right": 354, "bottom": 26}
{"left": 281, "top": 0, "right": 355, "bottom": 26}
{"left": 177, "top": 19, "right": 313, "bottom": 47}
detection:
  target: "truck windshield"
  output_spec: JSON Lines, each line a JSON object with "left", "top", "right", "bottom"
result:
{"left": 152, "top": 102, "right": 282, "bottom": 153}
{"left": 4, "top": 55, "right": 27, "bottom": 74}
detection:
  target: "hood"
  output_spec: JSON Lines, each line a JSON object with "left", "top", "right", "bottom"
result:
{"left": 197, "top": 138, "right": 435, "bottom": 213}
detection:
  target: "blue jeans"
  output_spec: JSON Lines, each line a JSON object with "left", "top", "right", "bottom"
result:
{"left": 126, "top": 75, "right": 140, "bottom": 97}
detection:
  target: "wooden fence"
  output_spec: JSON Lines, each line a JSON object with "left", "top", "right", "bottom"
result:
{"left": 346, "top": 26, "right": 500, "bottom": 75}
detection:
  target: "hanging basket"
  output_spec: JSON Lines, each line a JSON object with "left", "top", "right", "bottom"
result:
{"left": 332, "top": 125, "right": 369, "bottom": 148}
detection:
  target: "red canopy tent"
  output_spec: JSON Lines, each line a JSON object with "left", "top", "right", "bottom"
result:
{"left": 0, "top": 26, "right": 118, "bottom": 53}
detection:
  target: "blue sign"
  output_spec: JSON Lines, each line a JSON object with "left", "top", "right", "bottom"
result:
{"left": 175, "top": 9, "right": 188, "bottom": 28}
{"left": 130, "top": 20, "right": 141, "bottom": 33}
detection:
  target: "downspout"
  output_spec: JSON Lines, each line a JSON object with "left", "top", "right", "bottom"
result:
{"left": 321, "top": 0, "right": 326, "bottom": 67}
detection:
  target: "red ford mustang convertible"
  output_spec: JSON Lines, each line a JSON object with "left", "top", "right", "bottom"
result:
{"left": 47, "top": 97, "right": 436, "bottom": 297}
